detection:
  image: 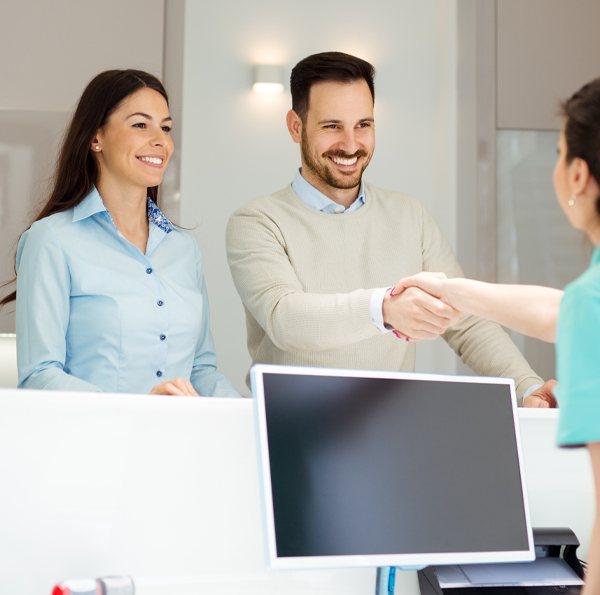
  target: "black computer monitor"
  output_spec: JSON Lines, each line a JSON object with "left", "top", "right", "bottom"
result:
{"left": 252, "top": 365, "right": 534, "bottom": 570}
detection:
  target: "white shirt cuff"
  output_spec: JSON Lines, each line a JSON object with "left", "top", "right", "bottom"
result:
{"left": 522, "top": 383, "right": 543, "bottom": 398}
{"left": 370, "top": 287, "right": 392, "bottom": 333}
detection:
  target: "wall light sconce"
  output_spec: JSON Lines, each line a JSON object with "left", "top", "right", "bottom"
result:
{"left": 252, "top": 64, "right": 284, "bottom": 94}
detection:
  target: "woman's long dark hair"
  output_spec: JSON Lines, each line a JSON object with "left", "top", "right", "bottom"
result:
{"left": 1, "top": 69, "right": 169, "bottom": 306}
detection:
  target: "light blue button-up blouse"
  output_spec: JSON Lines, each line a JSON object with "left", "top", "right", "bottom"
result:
{"left": 16, "top": 187, "right": 238, "bottom": 397}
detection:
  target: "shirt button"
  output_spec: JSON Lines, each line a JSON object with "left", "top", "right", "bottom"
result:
{"left": 156, "top": 370, "right": 163, "bottom": 378}
{"left": 334, "top": 205, "right": 345, "bottom": 213}
{"left": 157, "top": 300, "right": 164, "bottom": 307}
{"left": 146, "top": 267, "right": 153, "bottom": 274}
{"left": 160, "top": 334, "right": 166, "bottom": 341}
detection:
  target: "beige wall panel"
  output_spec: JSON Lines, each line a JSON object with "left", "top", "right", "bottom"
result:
{"left": 0, "top": 0, "right": 164, "bottom": 111}
{"left": 497, "top": 0, "right": 600, "bottom": 130}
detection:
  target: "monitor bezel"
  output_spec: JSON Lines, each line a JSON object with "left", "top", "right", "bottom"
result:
{"left": 251, "top": 364, "right": 534, "bottom": 570}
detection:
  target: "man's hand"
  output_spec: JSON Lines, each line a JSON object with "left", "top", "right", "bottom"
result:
{"left": 149, "top": 377, "right": 200, "bottom": 397}
{"left": 392, "top": 272, "right": 448, "bottom": 301}
{"left": 522, "top": 379, "right": 557, "bottom": 408}
{"left": 383, "top": 286, "right": 461, "bottom": 341}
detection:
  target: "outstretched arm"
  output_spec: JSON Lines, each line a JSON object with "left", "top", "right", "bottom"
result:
{"left": 393, "top": 273, "right": 562, "bottom": 343}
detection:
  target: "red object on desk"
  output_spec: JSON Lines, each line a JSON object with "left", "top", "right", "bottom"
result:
{"left": 51, "top": 576, "right": 133, "bottom": 595}
{"left": 51, "top": 580, "right": 101, "bottom": 595}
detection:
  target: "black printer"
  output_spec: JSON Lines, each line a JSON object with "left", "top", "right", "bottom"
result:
{"left": 418, "top": 528, "right": 585, "bottom": 595}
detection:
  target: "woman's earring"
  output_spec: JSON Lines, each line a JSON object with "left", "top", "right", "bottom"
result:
{"left": 567, "top": 195, "right": 577, "bottom": 208}
{"left": 94, "top": 145, "right": 101, "bottom": 152}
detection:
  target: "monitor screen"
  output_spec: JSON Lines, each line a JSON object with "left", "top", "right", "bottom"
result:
{"left": 252, "top": 365, "right": 534, "bottom": 570}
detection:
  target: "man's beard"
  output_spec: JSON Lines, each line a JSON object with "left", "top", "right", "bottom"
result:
{"left": 300, "top": 131, "right": 370, "bottom": 190}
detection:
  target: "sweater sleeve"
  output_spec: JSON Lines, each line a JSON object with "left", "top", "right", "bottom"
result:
{"left": 418, "top": 204, "right": 544, "bottom": 400}
{"left": 226, "top": 204, "right": 380, "bottom": 352}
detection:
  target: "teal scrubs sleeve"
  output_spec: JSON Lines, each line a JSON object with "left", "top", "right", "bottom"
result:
{"left": 556, "top": 247, "right": 600, "bottom": 446}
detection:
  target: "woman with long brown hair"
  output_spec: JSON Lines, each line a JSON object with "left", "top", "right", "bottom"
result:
{"left": 1, "top": 69, "right": 238, "bottom": 397}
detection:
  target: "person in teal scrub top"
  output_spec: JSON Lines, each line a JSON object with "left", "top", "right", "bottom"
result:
{"left": 0, "top": 70, "right": 238, "bottom": 398}
{"left": 394, "top": 77, "right": 600, "bottom": 594}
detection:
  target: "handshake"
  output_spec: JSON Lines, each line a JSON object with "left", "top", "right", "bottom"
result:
{"left": 383, "top": 272, "right": 459, "bottom": 342}
{"left": 385, "top": 272, "right": 558, "bottom": 408}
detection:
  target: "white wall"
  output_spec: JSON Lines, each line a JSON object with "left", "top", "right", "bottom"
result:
{"left": 179, "top": 0, "right": 459, "bottom": 392}
{"left": 0, "top": 335, "right": 17, "bottom": 388}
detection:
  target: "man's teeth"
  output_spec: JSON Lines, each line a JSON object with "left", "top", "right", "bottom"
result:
{"left": 331, "top": 156, "right": 358, "bottom": 166}
{"left": 138, "top": 156, "right": 163, "bottom": 165}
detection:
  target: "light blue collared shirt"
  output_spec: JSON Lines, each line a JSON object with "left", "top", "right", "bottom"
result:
{"left": 16, "top": 187, "right": 238, "bottom": 397}
{"left": 291, "top": 169, "right": 366, "bottom": 214}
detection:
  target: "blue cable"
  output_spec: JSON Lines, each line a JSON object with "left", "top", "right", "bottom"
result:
{"left": 387, "top": 566, "right": 396, "bottom": 595}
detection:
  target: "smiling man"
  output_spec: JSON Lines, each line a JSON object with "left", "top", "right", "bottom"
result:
{"left": 226, "top": 51, "right": 555, "bottom": 406}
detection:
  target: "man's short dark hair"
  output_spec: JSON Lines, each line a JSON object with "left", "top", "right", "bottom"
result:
{"left": 290, "top": 51, "right": 375, "bottom": 121}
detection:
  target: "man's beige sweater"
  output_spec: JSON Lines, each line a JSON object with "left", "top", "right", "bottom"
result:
{"left": 226, "top": 183, "right": 543, "bottom": 399}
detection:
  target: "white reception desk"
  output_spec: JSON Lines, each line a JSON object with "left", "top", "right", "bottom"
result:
{"left": 0, "top": 390, "right": 593, "bottom": 595}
